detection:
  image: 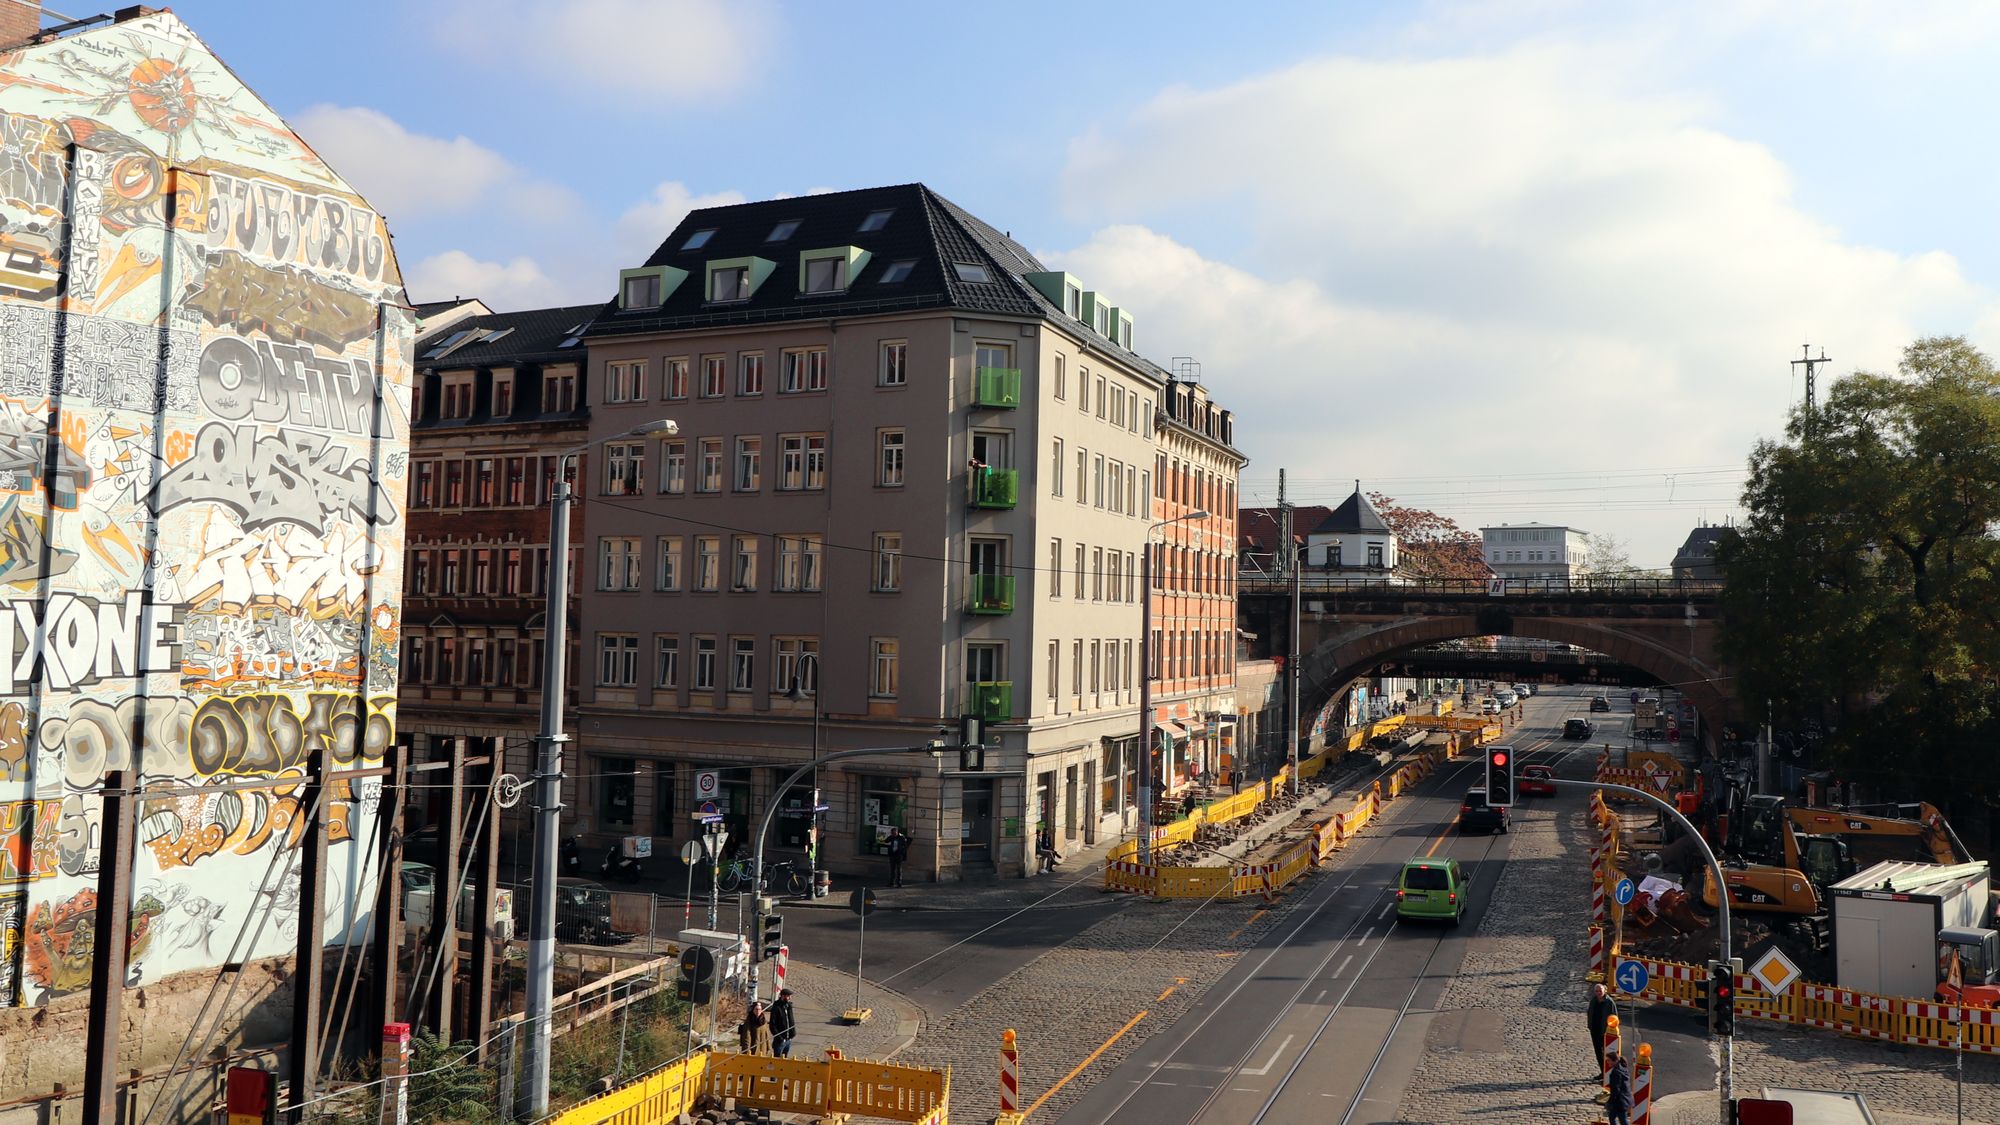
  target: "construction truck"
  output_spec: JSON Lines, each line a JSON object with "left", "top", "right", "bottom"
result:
{"left": 1937, "top": 926, "right": 2000, "bottom": 1007}
{"left": 1784, "top": 803, "right": 1970, "bottom": 869}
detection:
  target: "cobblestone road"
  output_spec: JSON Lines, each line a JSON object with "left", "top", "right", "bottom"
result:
{"left": 1393, "top": 793, "right": 2000, "bottom": 1124}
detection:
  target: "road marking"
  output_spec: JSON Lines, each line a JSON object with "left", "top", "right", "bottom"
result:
{"left": 1315, "top": 989, "right": 1328, "bottom": 1003}
{"left": 1248, "top": 908, "right": 1269, "bottom": 926}
{"left": 1157, "top": 986, "right": 1177, "bottom": 1002}
{"left": 1333, "top": 954, "right": 1353, "bottom": 978}
{"left": 1023, "top": 1010, "right": 1149, "bottom": 1116}
{"left": 1241, "top": 1034, "right": 1295, "bottom": 1076}
{"left": 1377, "top": 902, "right": 1392, "bottom": 920}
{"left": 1356, "top": 927, "right": 1376, "bottom": 948}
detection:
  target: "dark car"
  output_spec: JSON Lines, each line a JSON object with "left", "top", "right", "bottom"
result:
{"left": 1589, "top": 695, "right": 1611, "bottom": 713}
{"left": 1460, "top": 788, "right": 1510, "bottom": 834}
{"left": 554, "top": 877, "right": 631, "bottom": 944}
{"left": 1564, "top": 718, "right": 1594, "bottom": 740}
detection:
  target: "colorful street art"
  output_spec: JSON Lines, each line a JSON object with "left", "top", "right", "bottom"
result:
{"left": 0, "top": 11, "right": 410, "bottom": 1007}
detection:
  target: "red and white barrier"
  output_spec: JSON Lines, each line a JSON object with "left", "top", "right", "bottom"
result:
{"left": 773, "top": 944, "right": 789, "bottom": 994}
{"left": 1632, "top": 1056, "right": 1652, "bottom": 1125}
{"left": 1587, "top": 925, "right": 1606, "bottom": 982}
{"left": 998, "top": 1028, "right": 1021, "bottom": 1123}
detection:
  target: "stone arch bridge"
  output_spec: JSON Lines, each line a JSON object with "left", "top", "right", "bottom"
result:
{"left": 1237, "top": 576, "right": 1738, "bottom": 747}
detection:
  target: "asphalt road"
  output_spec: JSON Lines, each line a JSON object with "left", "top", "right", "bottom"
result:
{"left": 1053, "top": 687, "right": 1608, "bottom": 1125}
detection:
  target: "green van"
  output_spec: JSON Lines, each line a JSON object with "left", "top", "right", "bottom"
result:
{"left": 1395, "top": 857, "right": 1467, "bottom": 925}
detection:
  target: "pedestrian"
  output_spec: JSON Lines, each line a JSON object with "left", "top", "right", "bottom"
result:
{"left": 1604, "top": 1054, "right": 1633, "bottom": 1125}
{"left": 1035, "top": 823, "right": 1062, "bottom": 874}
{"left": 884, "top": 827, "right": 910, "bottom": 887}
{"left": 737, "top": 1000, "right": 771, "bottom": 1055}
{"left": 768, "top": 988, "right": 797, "bottom": 1058}
{"left": 1182, "top": 791, "right": 1198, "bottom": 820}
{"left": 1586, "top": 982, "right": 1616, "bottom": 1074}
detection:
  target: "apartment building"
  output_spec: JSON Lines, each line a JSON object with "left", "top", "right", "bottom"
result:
{"left": 575, "top": 184, "right": 1243, "bottom": 880}
{"left": 1481, "top": 523, "right": 1591, "bottom": 582}
{"left": 400, "top": 305, "right": 601, "bottom": 831}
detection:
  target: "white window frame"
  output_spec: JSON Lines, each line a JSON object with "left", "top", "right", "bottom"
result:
{"left": 878, "top": 429, "right": 905, "bottom": 487}
{"left": 730, "top": 636, "right": 756, "bottom": 692}
{"left": 605, "top": 360, "right": 646, "bottom": 403}
{"left": 873, "top": 533, "right": 902, "bottom": 592}
{"left": 732, "top": 536, "right": 758, "bottom": 591}
{"left": 879, "top": 340, "right": 907, "bottom": 387}
{"left": 655, "top": 635, "right": 679, "bottom": 689}
{"left": 870, "top": 637, "right": 899, "bottom": 698}
{"left": 694, "top": 636, "right": 717, "bottom": 689}
{"left": 698, "top": 438, "right": 723, "bottom": 492}
{"left": 735, "top": 436, "right": 762, "bottom": 492}
{"left": 598, "top": 537, "right": 641, "bottom": 591}
{"left": 738, "top": 352, "right": 765, "bottom": 396}
{"left": 597, "top": 633, "right": 639, "bottom": 687}
{"left": 782, "top": 348, "right": 830, "bottom": 393}
{"left": 656, "top": 536, "right": 683, "bottom": 591}
{"left": 661, "top": 441, "right": 686, "bottom": 494}
{"left": 695, "top": 536, "right": 720, "bottom": 591}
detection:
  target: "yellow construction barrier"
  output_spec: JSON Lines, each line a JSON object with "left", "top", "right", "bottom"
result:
{"left": 551, "top": 1053, "right": 711, "bottom": 1125}
{"left": 556, "top": 1051, "right": 950, "bottom": 1125}
{"left": 1154, "top": 866, "right": 1236, "bottom": 899}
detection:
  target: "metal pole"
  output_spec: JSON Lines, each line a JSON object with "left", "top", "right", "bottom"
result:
{"left": 519, "top": 468, "right": 575, "bottom": 1120}
{"left": 1289, "top": 548, "right": 1302, "bottom": 795}
{"left": 806, "top": 653, "right": 823, "bottom": 897}
{"left": 82, "top": 768, "right": 138, "bottom": 1123}
{"left": 1551, "top": 778, "right": 1732, "bottom": 1118}
{"left": 707, "top": 831, "right": 722, "bottom": 931}
{"left": 855, "top": 902, "right": 867, "bottom": 1015}
{"left": 1139, "top": 538, "right": 1155, "bottom": 863}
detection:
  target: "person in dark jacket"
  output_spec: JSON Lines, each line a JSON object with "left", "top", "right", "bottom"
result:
{"left": 768, "top": 989, "right": 797, "bottom": 1057}
{"left": 1604, "top": 1055, "right": 1633, "bottom": 1125}
{"left": 737, "top": 1000, "right": 771, "bottom": 1055}
{"left": 884, "top": 828, "right": 910, "bottom": 887}
{"left": 1586, "top": 983, "right": 1617, "bottom": 1073}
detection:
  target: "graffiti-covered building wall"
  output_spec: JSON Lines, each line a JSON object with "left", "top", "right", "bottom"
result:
{"left": 0, "top": 8, "right": 411, "bottom": 1014}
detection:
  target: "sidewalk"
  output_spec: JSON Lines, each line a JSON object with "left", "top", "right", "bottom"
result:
{"left": 777, "top": 960, "right": 924, "bottom": 1062}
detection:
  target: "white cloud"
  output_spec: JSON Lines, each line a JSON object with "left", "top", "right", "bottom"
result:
{"left": 437, "top": 0, "right": 775, "bottom": 97}
{"left": 408, "top": 251, "right": 562, "bottom": 311}
{"left": 1054, "top": 46, "right": 2000, "bottom": 566}
{"left": 293, "top": 105, "right": 517, "bottom": 220}
{"left": 614, "top": 181, "right": 748, "bottom": 252}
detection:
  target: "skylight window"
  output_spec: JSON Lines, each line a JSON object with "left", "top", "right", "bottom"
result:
{"left": 682, "top": 228, "right": 717, "bottom": 250}
{"left": 421, "top": 328, "right": 475, "bottom": 358}
{"left": 767, "top": 219, "right": 801, "bottom": 242}
{"left": 878, "top": 259, "right": 915, "bottom": 284}
{"left": 858, "top": 209, "right": 893, "bottom": 233}
{"left": 953, "top": 262, "right": 991, "bottom": 283}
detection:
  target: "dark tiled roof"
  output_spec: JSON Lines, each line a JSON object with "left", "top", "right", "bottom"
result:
{"left": 413, "top": 298, "right": 473, "bottom": 318}
{"left": 588, "top": 183, "right": 1164, "bottom": 373}
{"left": 417, "top": 304, "right": 602, "bottom": 370}
{"left": 1673, "top": 525, "right": 1736, "bottom": 569}
{"left": 1238, "top": 506, "right": 1334, "bottom": 554}
{"left": 1317, "top": 488, "right": 1391, "bottom": 535}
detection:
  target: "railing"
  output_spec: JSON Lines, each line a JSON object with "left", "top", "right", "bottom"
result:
{"left": 967, "top": 680, "right": 1012, "bottom": 722}
{"left": 967, "top": 468, "right": 1018, "bottom": 509}
{"left": 973, "top": 365, "right": 1022, "bottom": 408}
{"left": 1237, "top": 573, "right": 1726, "bottom": 599}
{"left": 967, "top": 573, "right": 1016, "bottom": 615}
{"left": 554, "top": 1050, "right": 951, "bottom": 1125}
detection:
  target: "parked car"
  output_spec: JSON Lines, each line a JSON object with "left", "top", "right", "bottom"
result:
{"left": 400, "top": 862, "right": 516, "bottom": 942}
{"left": 1563, "top": 718, "right": 1594, "bottom": 741}
{"left": 1496, "top": 691, "right": 1518, "bottom": 709}
{"left": 554, "top": 877, "right": 631, "bottom": 945}
{"left": 1518, "top": 765, "right": 1558, "bottom": 797}
{"left": 1460, "top": 788, "right": 1510, "bottom": 834}
{"left": 1589, "top": 695, "right": 1611, "bottom": 713}
{"left": 1513, "top": 683, "right": 1535, "bottom": 698}
{"left": 1396, "top": 857, "right": 1468, "bottom": 926}
{"left": 1481, "top": 697, "right": 1502, "bottom": 715}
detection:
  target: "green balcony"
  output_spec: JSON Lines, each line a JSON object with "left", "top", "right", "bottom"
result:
{"left": 967, "top": 681, "right": 1012, "bottom": 722}
{"left": 968, "top": 573, "right": 1016, "bottom": 615}
{"left": 974, "top": 366, "right": 1022, "bottom": 409}
{"left": 968, "top": 468, "right": 1018, "bottom": 510}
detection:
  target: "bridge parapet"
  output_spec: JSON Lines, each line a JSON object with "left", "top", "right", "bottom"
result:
{"left": 1238, "top": 574, "right": 1722, "bottom": 602}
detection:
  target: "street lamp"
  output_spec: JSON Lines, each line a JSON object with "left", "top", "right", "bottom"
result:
{"left": 520, "top": 418, "right": 677, "bottom": 1120}
{"left": 1138, "top": 510, "right": 1208, "bottom": 863}
{"left": 784, "top": 651, "right": 824, "bottom": 896}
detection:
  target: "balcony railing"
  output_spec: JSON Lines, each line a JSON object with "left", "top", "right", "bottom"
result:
{"left": 967, "top": 680, "right": 1012, "bottom": 722}
{"left": 973, "top": 366, "right": 1022, "bottom": 409}
{"left": 968, "top": 573, "right": 1016, "bottom": 615}
{"left": 968, "top": 468, "right": 1018, "bottom": 509}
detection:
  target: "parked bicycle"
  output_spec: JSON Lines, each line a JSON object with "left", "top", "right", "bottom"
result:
{"left": 717, "top": 858, "right": 811, "bottom": 897}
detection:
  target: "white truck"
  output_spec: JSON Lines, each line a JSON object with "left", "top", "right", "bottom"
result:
{"left": 1830, "top": 860, "right": 1989, "bottom": 999}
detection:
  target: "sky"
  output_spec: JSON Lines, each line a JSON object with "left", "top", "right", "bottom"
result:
{"left": 163, "top": 0, "right": 2000, "bottom": 567}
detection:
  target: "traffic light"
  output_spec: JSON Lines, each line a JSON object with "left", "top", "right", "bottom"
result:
{"left": 1485, "top": 746, "right": 1515, "bottom": 807}
{"left": 760, "top": 912, "right": 785, "bottom": 961}
{"left": 1708, "top": 959, "right": 1735, "bottom": 1036}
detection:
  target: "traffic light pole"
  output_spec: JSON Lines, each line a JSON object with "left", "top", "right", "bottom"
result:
{"left": 747, "top": 740, "right": 953, "bottom": 1001}
{"left": 1548, "top": 778, "right": 1732, "bottom": 1119}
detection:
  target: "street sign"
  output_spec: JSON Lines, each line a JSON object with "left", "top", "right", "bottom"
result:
{"left": 694, "top": 770, "right": 720, "bottom": 801}
{"left": 1649, "top": 768, "right": 1672, "bottom": 792}
{"left": 849, "top": 888, "right": 879, "bottom": 917}
{"left": 679, "top": 944, "right": 716, "bottom": 983}
{"left": 1749, "top": 945, "right": 1801, "bottom": 996}
{"left": 1614, "top": 878, "right": 1636, "bottom": 906}
{"left": 694, "top": 799, "right": 724, "bottom": 826}
{"left": 1614, "top": 959, "right": 1650, "bottom": 996}
{"left": 679, "top": 840, "right": 703, "bottom": 866}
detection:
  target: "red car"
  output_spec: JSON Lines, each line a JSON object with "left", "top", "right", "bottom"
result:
{"left": 1518, "top": 765, "right": 1557, "bottom": 797}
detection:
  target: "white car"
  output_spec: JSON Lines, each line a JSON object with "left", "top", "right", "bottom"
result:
{"left": 1481, "top": 697, "right": 1502, "bottom": 715}
{"left": 1514, "top": 683, "right": 1535, "bottom": 698}
{"left": 1496, "top": 691, "right": 1518, "bottom": 708}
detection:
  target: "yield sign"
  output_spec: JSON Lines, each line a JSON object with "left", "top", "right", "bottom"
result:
{"left": 1649, "top": 768, "right": 1672, "bottom": 792}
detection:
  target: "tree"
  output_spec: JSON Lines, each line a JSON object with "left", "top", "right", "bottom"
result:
{"left": 1718, "top": 336, "right": 2000, "bottom": 812}
{"left": 1582, "top": 533, "right": 1641, "bottom": 578}
{"left": 1367, "top": 493, "right": 1491, "bottom": 580}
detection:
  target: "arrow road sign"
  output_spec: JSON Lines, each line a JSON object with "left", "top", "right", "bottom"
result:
{"left": 1615, "top": 959, "right": 1650, "bottom": 996}
{"left": 1614, "top": 878, "right": 1636, "bottom": 906}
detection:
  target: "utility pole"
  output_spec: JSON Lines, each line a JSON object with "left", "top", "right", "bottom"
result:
{"left": 1279, "top": 470, "right": 1301, "bottom": 794}
{"left": 1791, "top": 344, "right": 1830, "bottom": 436}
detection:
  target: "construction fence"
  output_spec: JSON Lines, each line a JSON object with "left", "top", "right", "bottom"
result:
{"left": 550, "top": 1049, "right": 950, "bottom": 1125}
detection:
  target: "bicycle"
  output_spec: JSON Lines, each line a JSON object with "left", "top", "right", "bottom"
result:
{"left": 718, "top": 858, "right": 811, "bottom": 897}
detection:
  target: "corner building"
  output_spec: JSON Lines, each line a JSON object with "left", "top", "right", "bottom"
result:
{"left": 580, "top": 184, "right": 1242, "bottom": 880}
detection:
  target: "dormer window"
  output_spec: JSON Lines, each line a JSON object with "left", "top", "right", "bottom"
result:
{"left": 879, "top": 259, "right": 915, "bottom": 284}
{"left": 682, "top": 228, "right": 717, "bottom": 251}
{"left": 804, "top": 257, "right": 847, "bottom": 294}
{"left": 1118, "top": 316, "right": 1133, "bottom": 349}
{"left": 953, "top": 262, "right": 991, "bottom": 283}
{"left": 711, "top": 266, "right": 750, "bottom": 302}
{"left": 767, "top": 219, "right": 801, "bottom": 242}
{"left": 1065, "top": 283, "right": 1082, "bottom": 319}
{"left": 622, "top": 273, "right": 661, "bottom": 309}
{"left": 858, "top": 209, "right": 893, "bottom": 233}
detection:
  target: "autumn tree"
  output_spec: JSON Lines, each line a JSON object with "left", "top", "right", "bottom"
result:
{"left": 1367, "top": 492, "right": 1491, "bottom": 580}
{"left": 1583, "top": 532, "right": 1641, "bottom": 578}
{"left": 1718, "top": 336, "right": 2000, "bottom": 813}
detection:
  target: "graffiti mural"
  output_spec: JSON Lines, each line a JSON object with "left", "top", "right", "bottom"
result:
{"left": 0, "top": 9, "right": 410, "bottom": 1007}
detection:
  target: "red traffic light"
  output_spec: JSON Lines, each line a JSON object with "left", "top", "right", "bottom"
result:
{"left": 1491, "top": 752, "right": 1508, "bottom": 767}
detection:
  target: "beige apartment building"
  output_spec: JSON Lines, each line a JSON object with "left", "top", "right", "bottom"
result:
{"left": 573, "top": 184, "right": 1242, "bottom": 881}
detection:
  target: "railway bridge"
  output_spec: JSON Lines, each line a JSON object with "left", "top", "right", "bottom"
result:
{"left": 1237, "top": 576, "right": 1738, "bottom": 745}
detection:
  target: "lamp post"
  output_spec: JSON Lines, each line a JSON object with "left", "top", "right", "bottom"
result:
{"left": 520, "top": 418, "right": 678, "bottom": 1121}
{"left": 1138, "top": 510, "right": 1208, "bottom": 863}
{"left": 784, "top": 651, "right": 824, "bottom": 896}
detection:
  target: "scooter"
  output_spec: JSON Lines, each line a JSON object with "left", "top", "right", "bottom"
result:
{"left": 601, "top": 846, "right": 644, "bottom": 883}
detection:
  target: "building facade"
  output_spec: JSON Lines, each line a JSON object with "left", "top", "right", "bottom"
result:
{"left": 572, "top": 184, "right": 1242, "bottom": 880}
{"left": 0, "top": 0, "right": 411, "bottom": 1086}
{"left": 1480, "top": 523, "right": 1591, "bottom": 582}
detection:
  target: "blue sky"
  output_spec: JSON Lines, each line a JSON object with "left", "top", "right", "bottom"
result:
{"left": 171, "top": 0, "right": 2000, "bottom": 565}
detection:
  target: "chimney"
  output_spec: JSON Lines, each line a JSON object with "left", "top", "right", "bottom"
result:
{"left": 0, "top": 1, "right": 40, "bottom": 49}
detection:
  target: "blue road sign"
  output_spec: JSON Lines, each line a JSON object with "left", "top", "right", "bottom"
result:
{"left": 1614, "top": 878, "right": 1636, "bottom": 906}
{"left": 1615, "top": 959, "right": 1650, "bottom": 995}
